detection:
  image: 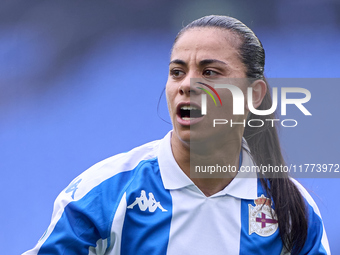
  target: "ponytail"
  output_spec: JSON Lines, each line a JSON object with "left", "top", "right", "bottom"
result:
{"left": 244, "top": 79, "right": 308, "bottom": 254}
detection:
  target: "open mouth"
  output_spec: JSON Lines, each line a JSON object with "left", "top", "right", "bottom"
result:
{"left": 178, "top": 105, "right": 203, "bottom": 120}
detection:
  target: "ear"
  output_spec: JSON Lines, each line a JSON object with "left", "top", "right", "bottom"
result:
{"left": 245, "top": 79, "right": 267, "bottom": 111}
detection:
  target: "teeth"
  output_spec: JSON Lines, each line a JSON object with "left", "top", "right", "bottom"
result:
{"left": 182, "top": 117, "right": 195, "bottom": 121}
{"left": 181, "top": 105, "right": 199, "bottom": 110}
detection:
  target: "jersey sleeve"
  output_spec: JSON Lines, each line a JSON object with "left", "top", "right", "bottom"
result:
{"left": 291, "top": 179, "right": 331, "bottom": 255}
{"left": 22, "top": 139, "right": 159, "bottom": 255}
{"left": 22, "top": 165, "right": 135, "bottom": 255}
{"left": 22, "top": 178, "right": 104, "bottom": 254}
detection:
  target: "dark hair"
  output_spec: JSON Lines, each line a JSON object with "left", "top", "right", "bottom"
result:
{"left": 173, "top": 15, "right": 308, "bottom": 254}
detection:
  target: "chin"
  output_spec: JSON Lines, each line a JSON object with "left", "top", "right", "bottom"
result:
{"left": 177, "top": 130, "right": 191, "bottom": 143}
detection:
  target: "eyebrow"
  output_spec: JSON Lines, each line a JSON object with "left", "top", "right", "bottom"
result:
{"left": 169, "top": 59, "right": 228, "bottom": 67}
{"left": 169, "top": 59, "right": 186, "bottom": 66}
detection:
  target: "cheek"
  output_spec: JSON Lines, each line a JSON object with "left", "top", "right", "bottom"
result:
{"left": 165, "top": 84, "right": 175, "bottom": 114}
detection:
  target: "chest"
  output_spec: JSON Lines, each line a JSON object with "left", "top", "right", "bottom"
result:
{"left": 110, "top": 187, "right": 282, "bottom": 255}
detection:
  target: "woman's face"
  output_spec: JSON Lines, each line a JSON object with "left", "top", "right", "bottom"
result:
{"left": 166, "top": 27, "right": 249, "bottom": 146}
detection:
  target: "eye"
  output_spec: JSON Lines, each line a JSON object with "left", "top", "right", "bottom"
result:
{"left": 203, "top": 69, "right": 219, "bottom": 77}
{"left": 170, "top": 69, "right": 185, "bottom": 79}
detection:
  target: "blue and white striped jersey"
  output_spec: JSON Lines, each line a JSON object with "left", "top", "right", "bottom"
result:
{"left": 23, "top": 131, "right": 330, "bottom": 255}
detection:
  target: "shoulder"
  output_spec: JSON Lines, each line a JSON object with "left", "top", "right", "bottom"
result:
{"left": 290, "top": 178, "right": 331, "bottom": 255}
{"left": 62, "top": 139, "right": 161, "bottom": 202}
{"left": 290, "top": 178, "right": 321, "bottom": 215}
{"left": 25, "top": 139, "right": 164, "bottom": 254}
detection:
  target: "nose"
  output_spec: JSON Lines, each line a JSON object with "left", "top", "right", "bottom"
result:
{"left": 178, "top": 72, "right": 202, "bottom": 96}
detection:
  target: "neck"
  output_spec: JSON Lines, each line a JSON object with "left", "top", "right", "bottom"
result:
{"left": 171, "top": 132, "right": 242, "bottom": 197}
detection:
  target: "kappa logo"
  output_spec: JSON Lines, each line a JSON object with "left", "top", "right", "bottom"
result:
{"left": 127, "top": 190, "right": 167, "bottom": 212}
{"left": 249, "top": 195, "right": 278, "bottom": 237}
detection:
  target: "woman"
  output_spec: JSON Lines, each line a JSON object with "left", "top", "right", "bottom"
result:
{"left": 23, "top": 15, "right": 330, "bottom": 255}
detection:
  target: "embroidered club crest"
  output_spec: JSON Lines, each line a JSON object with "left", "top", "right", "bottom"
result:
{"left": 249, "top": 195, "right": 278, "bottom": 237}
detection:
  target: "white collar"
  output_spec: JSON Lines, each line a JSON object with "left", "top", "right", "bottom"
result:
{"left": 157, "top": 131, "right": 258, "bottom": 200}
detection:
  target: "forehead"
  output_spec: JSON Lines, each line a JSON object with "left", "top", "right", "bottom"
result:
{"left": 171, "top": 27, "right": 241, "bottom": 60}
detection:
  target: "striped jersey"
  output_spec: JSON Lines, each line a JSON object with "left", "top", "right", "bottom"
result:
{"left": 23, "top": 131, "right": 331, "bottom": 255}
